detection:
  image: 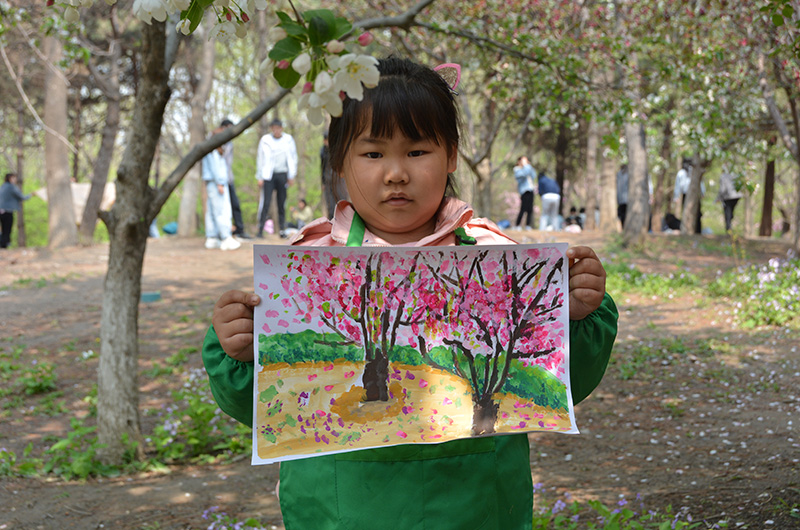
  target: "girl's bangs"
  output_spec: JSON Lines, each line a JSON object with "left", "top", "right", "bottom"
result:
{"left": 358, "top": 78, "right": 446, "bottom": 146}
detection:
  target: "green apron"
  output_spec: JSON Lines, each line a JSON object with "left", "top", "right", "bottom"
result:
{"left": 278, "top": 214, "right": 533, "bottom": 529}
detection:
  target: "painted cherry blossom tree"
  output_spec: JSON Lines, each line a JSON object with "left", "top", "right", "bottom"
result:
{"left": 271, "top": 249, "right": 428, "bottom": 402}
{"left": 262, "top": 245, "right": 567, "bottom": 436}
{"left": 410, "top": 247, "right": 566, "bottom": 435}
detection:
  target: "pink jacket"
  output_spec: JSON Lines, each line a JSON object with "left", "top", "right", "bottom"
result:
{"left": 292, "top": 197, "right": 516, "bottom": 247}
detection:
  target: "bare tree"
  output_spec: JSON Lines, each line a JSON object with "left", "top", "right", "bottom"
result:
{"left": 43, "top": 36, "right": 78, "bottom": 248}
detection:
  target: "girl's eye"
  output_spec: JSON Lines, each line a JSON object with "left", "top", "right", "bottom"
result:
{"left": 365, "top": 152, "right": 382, "bottom": 159}
{"left": 408, "top": 150, "right": 425, "bottom": 157}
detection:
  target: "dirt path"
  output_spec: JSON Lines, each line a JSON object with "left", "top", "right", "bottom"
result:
{"left": 1, "top": 232, "right": 798, "bottom": 529}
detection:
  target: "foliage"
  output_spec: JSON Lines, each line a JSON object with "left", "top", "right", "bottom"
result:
{"left": 605, "top": 262, "right": 700, "bottom": 298}
{"left": 17, "top": 360, "right": 58, "bottom": 395}
{"left": 0, "top": 444, "right": 41, "bottom": 477}
{"left": 610, "top": 337, "right": 710, "bottom": 382}
{"left": 258, "top": 330, "right": 362, "bottom": 365}
{"left": 708, "top": 257, "right": 800, "bottom": 328}
{"left": 147, "top": 367, "right": 250, "bottom": 462}
{"left": 41, "top": 417, "right": 141, "bottom": 480}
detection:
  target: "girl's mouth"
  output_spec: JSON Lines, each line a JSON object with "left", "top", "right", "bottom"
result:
{"left": 384, "top": 194, "right": 411, "bottom": 206}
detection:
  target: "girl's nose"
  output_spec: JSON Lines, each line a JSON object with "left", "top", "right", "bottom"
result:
{"left": 384, "top": 160, "right": 409, "bottom": 184}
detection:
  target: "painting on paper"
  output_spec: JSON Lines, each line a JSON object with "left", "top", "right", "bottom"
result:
{"left": 251, "top": 243, "right": 575, "bottom": 465}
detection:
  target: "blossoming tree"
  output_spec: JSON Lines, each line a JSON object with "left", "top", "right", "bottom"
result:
{"left": 46, "top": 0, "right": 434, "bottom": 464}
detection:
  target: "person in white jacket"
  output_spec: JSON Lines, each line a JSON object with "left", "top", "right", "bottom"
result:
{"left": 256, "top": 118, "right": 298, "bottom": 238}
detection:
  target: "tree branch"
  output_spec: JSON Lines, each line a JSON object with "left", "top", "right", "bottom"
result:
{"left": 758, "top": 50, "right": 799, "bottom": 160}
{"left": 149, "top": 87, "right": 291, "bottom": 219}
{"left": 354, "top": 0, "right": 435, "bottom": 31}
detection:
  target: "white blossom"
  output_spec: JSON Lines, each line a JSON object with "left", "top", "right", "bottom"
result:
{"left": 332, "top": 54, "right": 379, "bottom": 100}
{"left": 64, "top": 6, "right": 81, "bottom": 22}
{"left": 247, "top": 0, "right": 268, "bottom": 13}
{"left": 176, "top": 18, "right": 191, "bottom": 35}
{"left": 209, "top": 20, "right": 237, "bottom": 40}
{"left": 292, "top": 53, "right": 312, "bottom": 75}
{"left": 269, "top": 26, "right": 287, "bottom": 41}
{"left": 167, "top": 0, "right": 190, "bottom": 11}
{"left": 132, "top": 0, "right": 169, "bottom": 24}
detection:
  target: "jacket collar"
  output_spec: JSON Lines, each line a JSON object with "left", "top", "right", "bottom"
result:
{"left": 328, "top": 197, "right": 474, "bottom": 246}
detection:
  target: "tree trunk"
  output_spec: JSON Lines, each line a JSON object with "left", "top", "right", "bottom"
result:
{"left": 623, "top": 120, "right": 650, "bottom": 243}
{"left": 651, "top": 115, "right": 673, "bottom": 231}
{"left": 554, "top": 122, "right": 568, "bottom": 218}
{"left": 793, "top": 168, "right": 800, "bottom": 252}
{"left": 178, "top": 21, "right": 216, "bottom": 237}
{"left": 598, "top": 125, "right": 618, "bottom": 232}
{"left": 680, "top": 158, "right": 707, "bottom": 236}
{"left": 760, "top": 155, "right": 775, "bottom": 237}
{"left": 80, "top": 41, "right": 121, "bottom": 243}
{"left": 16, "top": 95, "right": 27, "bottom": 248}
{"left": 473, "top": 158, "right": 493, "bottom": 218}
{"left": 363, "top": 353, "right": 389, "bottom": 402}
{"left": 97, "top": 22, "right": 171, "bottom": 465}
{"left": 583, "top": 118, "right": 599, "bottom": 231}
{"left": 43, "top": 36, "right": 78, "bottom": 248}
{"left": 471, "top": 394, "right": 498, "bottom": 436}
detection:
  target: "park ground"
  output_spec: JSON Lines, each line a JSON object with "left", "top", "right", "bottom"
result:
{"left": 0, "top": 229, "right": 798, "bottom": 529}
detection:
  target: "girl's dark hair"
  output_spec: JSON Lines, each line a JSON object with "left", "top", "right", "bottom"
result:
{"left": 5, "top": 173, "right": 16, "bottom": 183}
{"left": 328, "top": 57, "right": 461, "bottom": 194}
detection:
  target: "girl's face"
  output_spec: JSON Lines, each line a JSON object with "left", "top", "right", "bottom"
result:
{"left": 343, "top": 125, "right": 457, "bottom": 245}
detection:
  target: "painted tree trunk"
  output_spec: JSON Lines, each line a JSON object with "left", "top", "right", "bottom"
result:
{"left": 97, "top": 22, "right": 171, "bottom": 465}
{"left": 471, "top": 394, "right": 499, "bottom": 436}
{"left": 363, "top": 352, "right": 389, "bottom": 402}
{"left": 43, "top": 36, "right": 78, "bottom": 248}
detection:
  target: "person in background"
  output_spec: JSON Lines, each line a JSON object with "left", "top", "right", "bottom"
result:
{"left": 564, "top": 206, "right": 583, "bottom": 233}
{"left": 513, "top": 156, "right": 536, "bottom": 230}
{"left": 219, "top": 119, "right": 251, "bottom": 239}
{"left": 202, "top": 129, "right": 241, "bottom": 251}
{"left": 717, "top": 166, "right": 743, "bottom": 232}
{"left": 256, "top": 118, "right": 298, "bottom": 239}
{"left": 0, "top": 172, "right": 31, "bottom": 249}
{"left": 288, "top": 197, "right": 314, "bottom": 230}
{"left": 616, "top": 163, "right": 629, "bottom": 228}
{"left": 537, "top": 170, "right": 561, "bottom": 231}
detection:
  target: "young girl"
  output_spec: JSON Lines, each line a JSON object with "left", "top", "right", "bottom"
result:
{"left": 203, "top": 57, "right": 618, "bottom": 530}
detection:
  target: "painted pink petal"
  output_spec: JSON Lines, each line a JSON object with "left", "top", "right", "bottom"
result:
{"left": 344, "top": 371, "right": 355, "bottom": 378}
{"left": 418, "top": 379, "right": 428, "bottom": 388}
{"left": 260, "top": 255, "right": 271, "bottom": 264}
{"left": 308, "top": 374, "right": 317, "bottom": 381}
{"left": 265, "top": 310, "right": 279, "bottom": 318}
{"left": 324, "top": 364, "right": 334, "bottom": 371}
{"left": 396, "top": 431, "right": 407, "bottom": 438}
{"left": 262, "top": 323, "right": 271, "bottom": 333}
{"left": 278, "top": 319, "right": 289, "bottom": 328}
{"left": 325, "top": 385, "right": 334, "bottom": 391}
{"left": 443, "top": 397, "right": 453, "bottom": 405}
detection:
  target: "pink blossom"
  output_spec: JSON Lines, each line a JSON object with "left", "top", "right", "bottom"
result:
{"left": 357, "top": 32, "right": 373, "bottom": 46}
{"left": 276, "top": 60, "right": 290, "bottom": 69}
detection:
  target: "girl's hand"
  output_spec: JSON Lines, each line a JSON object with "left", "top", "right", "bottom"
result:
{"left": 212, "top": 290, "right": 261, "bottom": 361}
{"left": 566, "top": 246, "right": 606, "bottom": 321}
